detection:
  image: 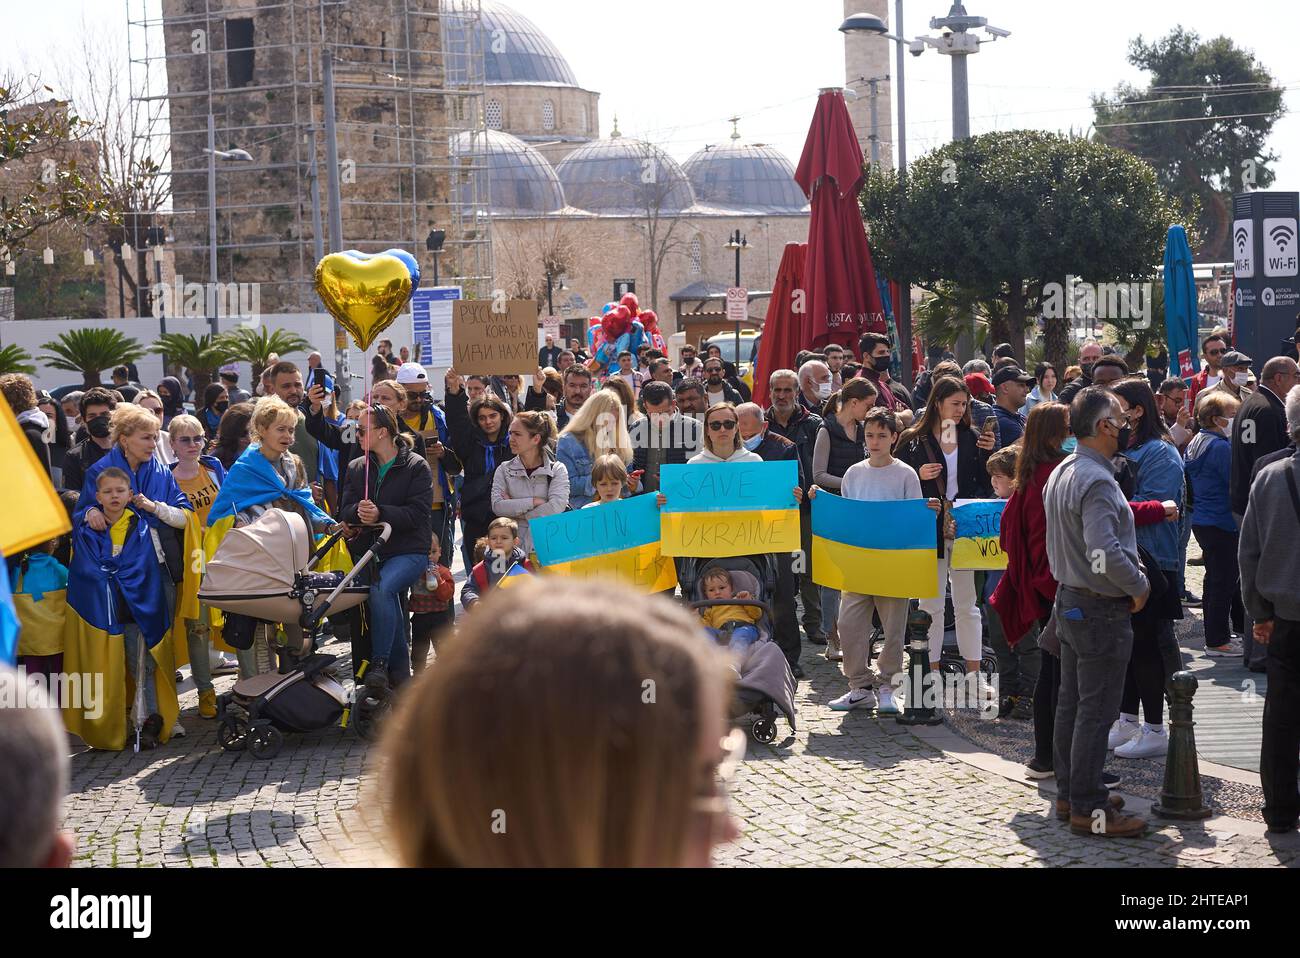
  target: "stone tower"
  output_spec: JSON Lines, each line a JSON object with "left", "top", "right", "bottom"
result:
{"left": 152, "top": 0, "right": 484, "bottom": 313}
{"left": 842, "top": 0, "right": 894, "bottom": 169}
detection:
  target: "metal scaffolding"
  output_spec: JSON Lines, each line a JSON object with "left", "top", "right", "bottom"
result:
{"left": 127, "top": 0, "right": 493, "bottom": 313}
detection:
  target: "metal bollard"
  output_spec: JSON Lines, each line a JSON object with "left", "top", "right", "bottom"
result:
{"left": 1152, "top": 670, "right": 1213, "bottom": 820}
{"left": 897, "top": 607, "right": 942, "bottom": 726}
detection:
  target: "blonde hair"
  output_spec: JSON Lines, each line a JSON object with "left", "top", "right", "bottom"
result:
{"left": 487, "top": 516, "right": 519, "bottom": 539}
{"left": 381, "top": 577, "right": 732, "bottom": 867}
{"left": 590, "top": 454, "right": 628, "bottom": 487}
{"left": 110, "top": 403, "right": 161, "bottom": 446}
{"left": 249, "top": 395, "right": 299, "bottom": 444}
{"left": 371, "top": 379, "right": 407, "bottom": 409}
{"left": 560, "top": 390, "right": 632, "bottom": 462}
{"left": 167, "top": 413, "right": 205, "bottom": 441}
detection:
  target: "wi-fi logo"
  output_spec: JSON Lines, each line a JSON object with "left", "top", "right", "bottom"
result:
{"left": 1269, "top": 223, "right": 1295, "bottom": 252}
{"left": 1234, "top": 226, "right": 1250, "bottom": 253}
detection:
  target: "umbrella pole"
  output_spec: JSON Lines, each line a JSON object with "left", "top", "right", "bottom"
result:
{"left": 133, "top": 633, "right": 146, "bottom": 753}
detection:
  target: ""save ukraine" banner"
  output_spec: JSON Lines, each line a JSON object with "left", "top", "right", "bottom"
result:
{"left": 658, "top": 461, "right": 800, "bottom": 558}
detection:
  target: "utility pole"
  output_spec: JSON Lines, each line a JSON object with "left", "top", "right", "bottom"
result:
{"left": 323, "top": 51, "right": 349, "bottom": 402}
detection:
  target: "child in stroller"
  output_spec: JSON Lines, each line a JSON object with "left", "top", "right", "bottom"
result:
{"left": 684, "top": 555, "right": 797, "bottom": 744}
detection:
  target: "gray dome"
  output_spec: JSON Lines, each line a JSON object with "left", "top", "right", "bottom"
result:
{"left": 556, "top": 137, "right": 696, "bottom": 214}
{"left": 444, "top": 1, "right": 580, "bottom": 87}
{"left": 451, "top": 129, "right": 565, "bottom": 216}
{"left": 683, "top": 143, "right": 808, "bottom": 213}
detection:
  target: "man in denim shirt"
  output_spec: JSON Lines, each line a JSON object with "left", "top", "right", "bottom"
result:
{"left": 1043, "top": 387, "right": 1151, "bottom": 838}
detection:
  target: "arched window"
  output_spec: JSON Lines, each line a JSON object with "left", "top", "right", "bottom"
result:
{"left": 542, "top": 99, "right": 555, "bottom": 131}
{"left": 486, "top": 98, "right": 503, "bottom": 130}
{"left": 689, "top": 235, "right": 702, "bottom": 275}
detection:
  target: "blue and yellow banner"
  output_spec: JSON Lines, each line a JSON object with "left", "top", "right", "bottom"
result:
{"left": 659, "top": 461, "right": 800, "bottom": 558}
{"left": 950, "top": 499, "right": 1007, "bottom": 571}
{"left": 811, "top": 493, "right": 939, "bottom": 599}
{"left": 532, "top": 495, "right": 676, "bottom": 592}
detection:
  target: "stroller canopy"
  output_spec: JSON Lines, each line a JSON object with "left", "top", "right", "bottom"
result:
{"left": 204, "top": 509, "right": 312, "bottom": 594}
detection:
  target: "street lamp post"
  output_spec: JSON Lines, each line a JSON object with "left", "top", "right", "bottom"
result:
{"left": 724, "top": 229, "right": 749, "bottom": 375}
{"left": 145, "top": 225, "right": 169, "bottom": 369}
{"left": 204, "top": 117, "right": 253, "bottom": 337}
{"left": 426, "top": 228, "right": 446, "bottom": 287}
{"left": 841, "top": 4, "right": 914, "bottom": 386}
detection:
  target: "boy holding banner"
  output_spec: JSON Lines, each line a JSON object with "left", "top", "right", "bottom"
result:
{"left": 817, "top": 409, "right": 928, "bottom": 714}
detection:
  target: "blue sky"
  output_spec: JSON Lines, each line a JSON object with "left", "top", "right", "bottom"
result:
{"left": 4, "top": 0, "right": 1297, "bottom": 192}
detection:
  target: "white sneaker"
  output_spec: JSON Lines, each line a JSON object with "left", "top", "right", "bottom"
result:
{"left": 826, "top": 632, "right": 842, "bottom": 661}
{"left": 1205, "top": 642, "right": 1243, "bottom": 658}
{"left": 829, "top": 687, "right": 876, "bottom": 711}
{"left": 876, "top": 686, "right": 899, "bottom": 715}
{"left": 210, "top": 653, "right": 240, "bottom": 676}
{"left": 1107, "top": 717, "right": 1141, "bottom": 750}
{"left": 1114, "top": 724, "right": 1168, "bottom": 760}
{"left": 170, "top": 720, "right": 186, "bottom": 739}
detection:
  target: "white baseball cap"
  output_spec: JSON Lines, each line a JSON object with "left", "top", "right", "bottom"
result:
{"left": 395, "top": 362, "right": 428, "bottom": 385}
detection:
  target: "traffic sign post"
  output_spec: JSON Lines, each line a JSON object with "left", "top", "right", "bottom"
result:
{"left": 727, "top": 287, "right": 748, "bottom": 381}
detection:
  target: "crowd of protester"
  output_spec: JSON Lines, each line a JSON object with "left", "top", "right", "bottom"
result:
{"left": 6, "top": 318, "right": 1300, "bottom": 867}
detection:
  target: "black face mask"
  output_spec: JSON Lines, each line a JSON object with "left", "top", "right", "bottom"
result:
{"left": 1115, "top": 423, "right": 1132, "bottom": 450}
{"left": 1081, "top": 362, "right": 1096, "bottom": 379}
{"left": 87, "top": 416, "right": 112, "bottom": 439}
{"left": 874, "top": 356, "right": 892, "bottom": 373}
{"left": 215, "top": 400, "right": 230, "bottom": 414}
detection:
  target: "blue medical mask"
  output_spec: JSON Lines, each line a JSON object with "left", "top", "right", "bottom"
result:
{"left": 743, "top": 432, "right": 764, "bottom": 451}
{"left": 1061, "top": 436, "right": 1078, "bottom": 454}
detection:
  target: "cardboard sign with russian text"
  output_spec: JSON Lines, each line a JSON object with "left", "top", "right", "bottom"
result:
{"left": 452, "top": 299, "right": 537, "bottom": 375}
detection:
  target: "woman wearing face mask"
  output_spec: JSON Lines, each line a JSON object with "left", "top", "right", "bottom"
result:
{"left": 809, "top": 379, "right": 876, "bottom": 662}
{"left": 1107, "top": 379, "right": 1186, "bottom": 762}
{"left": 1185, "top": 392, "right": 1245, "bottom": 659}
{"left": 200, "top": 383, "right": 229, "bottom": 439}
{"left": 156, "top": 376, "right": 186, "bottom": 429}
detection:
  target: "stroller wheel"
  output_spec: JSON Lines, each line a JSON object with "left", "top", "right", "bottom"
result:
{"left": 751, "top": 718, "right": 777, "bottom": 744}
{"left": 217, "top": 715, "right": 249, "bottom": 752}
{"left": 352, "top": 695, "right": 389, "bottom": 742}
{"left": 980, "top": 651, "right": 998, "bottom": 679}
{"left": 248, "top": 724, "right": 284, "bottom": 760}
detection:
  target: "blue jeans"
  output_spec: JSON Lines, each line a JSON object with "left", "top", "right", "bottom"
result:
{"left": 708, "top": 624, "right": 759, "bottom": 653}
{"left": 821, "top": 587, "right": 842, "bottom": 634}
{"left": 368, "top": 553, "right": 426, "bottom": 673}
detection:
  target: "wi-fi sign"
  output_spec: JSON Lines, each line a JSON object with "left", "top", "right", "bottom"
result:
{"left": 1269, "top": 223, "right": 1295, "bottom": 252}
{"left": 1234, "top": 226, "right": 1250, "bottom": 253}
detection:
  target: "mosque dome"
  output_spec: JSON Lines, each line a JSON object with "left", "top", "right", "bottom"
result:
{"left": 683, "top": 142, "right": 808, "bottom": 213}
{"left": 555, "top": 135, "right": 696, "bottom": 215}
{"left": 444, "top": 0, "right": 581, "bottom": 87}
{"left": 451, "top": 129, "right": 566, "bottom": 216}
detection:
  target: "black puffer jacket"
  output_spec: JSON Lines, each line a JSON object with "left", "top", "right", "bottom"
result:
{"left": 444, "top": 387, "right": 513, "bottom": 528}
{"left": 339, "top": 443, "right": 433, "bottom": 559}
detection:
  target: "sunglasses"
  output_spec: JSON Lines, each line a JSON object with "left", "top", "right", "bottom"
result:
{"left": 173, "top": 435, "right": 204, "bottom": 445}
{"left": 1207, "top": 348, "right": 1226, "bottom": 356}
{"left": 708, "top": 419, "right": 738, "bottom": 431}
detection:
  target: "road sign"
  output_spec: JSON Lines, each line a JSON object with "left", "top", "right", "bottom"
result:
{"left": 726, "top": 287, "right": 748, "bottom": 324}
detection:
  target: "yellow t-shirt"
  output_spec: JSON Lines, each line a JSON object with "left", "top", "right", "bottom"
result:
{"left": 403, "top": 410, "right": 443, "bottom": 506}
{"left": 177, "top": 465, "right": 219, "bottom": 528}
{"left": 700, "top": 603, "right": 761, "bottom": 630}
{"left": 108, "top": 510, "right": 133, "bottom": 556}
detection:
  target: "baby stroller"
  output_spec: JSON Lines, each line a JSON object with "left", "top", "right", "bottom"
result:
{"left": 198, "top": 509, "right": 392, "bottom": 759}
{"left": 684, "top": 555, "right": 797, "bottom": 745}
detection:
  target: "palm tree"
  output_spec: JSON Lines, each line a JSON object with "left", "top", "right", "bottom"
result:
{"left": 38, "top": 328, "right": 146, "bottom": 388}
{"left": 0, "top": 344, "right": 36, "bottom": 376}
{"left": 151, "top": 333, "right": 233, "bottom": 397}
{"left": 217, "top": 326, "right": 311, "bottom": 384}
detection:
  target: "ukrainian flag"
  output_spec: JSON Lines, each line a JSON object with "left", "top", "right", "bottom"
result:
{"left": 659, "top": 460, "right": 801, "bottom": 559}
{"left": 811, "top": 493, "right": 940, "bottom": 599}
{"left": 532, "top": 495, "right": 676, "bottom": 593}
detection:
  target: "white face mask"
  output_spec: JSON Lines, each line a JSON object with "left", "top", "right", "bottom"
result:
{"left": 816, "top": 381, "right": 833, "bottom": 400}
{"left": 1222, "top": 417, "right": 1235, "bottom": 438}
{"left": 66, "top": 415, "right": 78, "bottom": 433}
{"left": 1233, "top": 372, "right": 1250, "bottom": 387}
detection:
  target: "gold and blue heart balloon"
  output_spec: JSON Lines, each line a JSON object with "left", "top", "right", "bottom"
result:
{"left": 313, "top": 248, "right": 422, "bottom": 350}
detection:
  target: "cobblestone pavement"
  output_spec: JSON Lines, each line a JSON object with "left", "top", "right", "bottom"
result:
{"left": 60, "top": 625, "right": 1300, "bottom": 868}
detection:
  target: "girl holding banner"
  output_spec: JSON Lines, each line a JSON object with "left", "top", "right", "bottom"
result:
{"left": 897, "top": 377, "right": 996, "bottom": 688}
{"left": 491, "top": 411, "right": 571, "bottom": 555}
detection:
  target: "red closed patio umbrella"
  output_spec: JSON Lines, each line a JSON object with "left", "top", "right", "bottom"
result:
{"left": 752, "top": 242, "right": 807, "bottom": 408}
{"left": 794, "top": 89, "right": 885, "bottom": 355}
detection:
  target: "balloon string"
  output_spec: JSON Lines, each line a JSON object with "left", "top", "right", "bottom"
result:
{"left": 363, "top": 346, "right": 371, "bottom": 505}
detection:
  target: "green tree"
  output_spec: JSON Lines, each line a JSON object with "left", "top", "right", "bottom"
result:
{"left": 38, "top": 328, "right": 145, "bottom": 388}
{"left": 152, "top": 333, "right": 234, "bottom": 397}
{"left": 0, "top": 344, "right": 36, "bottom": 375}
{"left": 861, "top": 131, "right": 1188, "bottom": 369}
{"left": 1092, "top": 28, "right": 1285, "bottom": 262}
{"left": 218, "top": 326, "right": 311, "bottom": 383}
{"left": 0, "top": 81, "right": 112, "bottom": 254}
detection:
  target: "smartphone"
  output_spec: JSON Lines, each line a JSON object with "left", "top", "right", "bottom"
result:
{"left": 312, "top": 367, "right": 328, "bottom": 390}
{"left": 982, "top": 417, "right": 995, "bottom": 435}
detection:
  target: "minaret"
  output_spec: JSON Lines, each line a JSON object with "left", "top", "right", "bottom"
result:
{"left": 842, "top": 0, "right": 895, "bottom": 169}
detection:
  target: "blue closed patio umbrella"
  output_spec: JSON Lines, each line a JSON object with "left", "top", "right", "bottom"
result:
{"left": 1163, "top": 225, "right": 1200, "bottom": 381}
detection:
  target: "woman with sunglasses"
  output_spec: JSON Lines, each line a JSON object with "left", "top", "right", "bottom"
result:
{"left": 382, "top": 576, "right": 740, "bottom": 867}
{"left": 168, "top": 414, "right": 231, "bottom": 719}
